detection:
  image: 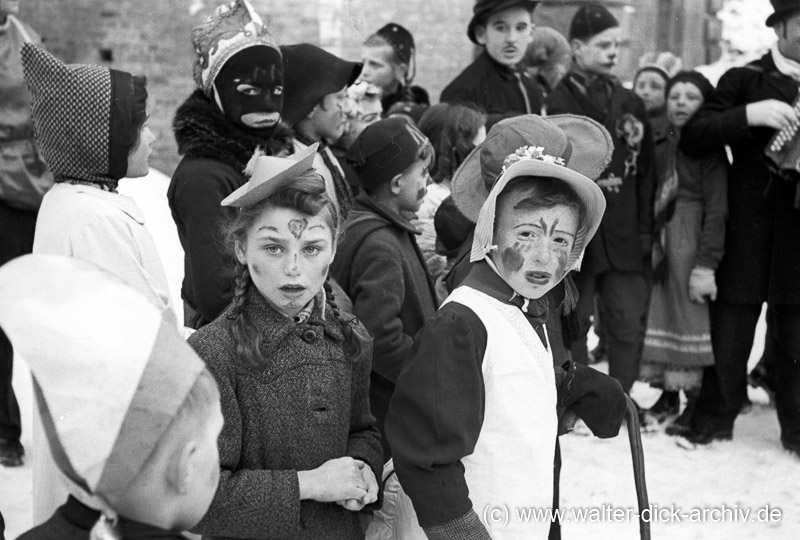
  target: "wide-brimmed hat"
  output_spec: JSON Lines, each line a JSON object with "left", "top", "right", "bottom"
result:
{"left": 221, "top": 143, "right": 318, "bottom": 207}
{"left": 766, "top": 0, "right": 800, "bottom": 26}
{"left": 449, "top": 114, "right": 611, "bottom": 269}
{"left": 280, "top": 43, "right": 362, "bottom": 127}
{"left": 467, "top": 0, "right": 539, "bottom": 44}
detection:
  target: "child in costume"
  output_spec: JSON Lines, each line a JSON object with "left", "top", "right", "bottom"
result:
{"left": 20, "top": 42, "right": 175, "bottom": 525}
{"left": 546, "top": 3, "right": 656, "bottom": 401}
{"left": 441, "top": 0, "right": 544, "bottom": 127}
{"left": 0, "top": 254, "right": 223, "bottom": 540}
{"left": 641, "top": 72, "right": 726, "bottom": 433}
{"left": 331, "top": 118, "right": 439, "bottom": 460}
{"left": 169, "top": 0, "right": 293, "bottom": 329}
{"left": 188, "top": 148, "right": 382, "bottom": 539}
{"left": 633, "top": 52, "right": 683, "bottom": 142}
{"left": 281, "top": 43, "right": 363, "bottom": 220}
{"left": 386, "top": 114, "right": 627, "bottom": 539}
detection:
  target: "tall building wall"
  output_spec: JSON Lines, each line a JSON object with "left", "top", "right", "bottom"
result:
{"left": 17, "top": 0, "right": 718, "bottom": 175}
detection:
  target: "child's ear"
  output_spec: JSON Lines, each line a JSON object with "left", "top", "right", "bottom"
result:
{"left": 474, "top": 25, "right": 488, "bottom": 46}
{"left": 570, "top": 38, "right": 584, "bottom": 56}
{"left": 305, "top": 105, "right": 318, "bottom": 120}
{"left": 389, "top": 173, "right": 404, "bottom": 195}
{"left": 170, "top": 439, "right": 198, "bottom": 495}
{"left": 234, "top": 242, "right": 247, "bottom": 265}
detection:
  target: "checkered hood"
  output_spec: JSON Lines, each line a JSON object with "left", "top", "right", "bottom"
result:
{"left": 21, "top": 44, "right": 131, "bottom": 185}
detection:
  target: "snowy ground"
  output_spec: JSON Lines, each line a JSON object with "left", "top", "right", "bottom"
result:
{"left": 1, "top": 169, "right": 798, "bottom": 539}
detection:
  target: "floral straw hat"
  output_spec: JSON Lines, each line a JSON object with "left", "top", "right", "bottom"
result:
{"left": 451, "top": 114, "right": 612, "bottom": 271}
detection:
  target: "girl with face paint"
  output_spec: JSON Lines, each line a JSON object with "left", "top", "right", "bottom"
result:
{"left": 170, "top": 0, "right": 295, "bottom": 330}
{"left": 187, "top": 154, "right": 382, "bottom": 538}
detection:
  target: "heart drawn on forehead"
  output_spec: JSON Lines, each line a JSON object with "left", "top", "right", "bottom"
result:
{"left": 288, "top": 218, "right": 308, "bottom": 239}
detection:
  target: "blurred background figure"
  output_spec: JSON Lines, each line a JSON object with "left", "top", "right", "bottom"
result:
{"left": 640, "top": 71, "right": 726, "bottom": 436}
{"left": 0, "top": 0, "right": 51, "bottom": 470}
{"left": 521, "top": 26, "right": 571, "bottom": 96}
{"left": 634, "top": 51, "right": 683, "bottom": 141}
{"left": 360, "top": 22, "right": 427, "bottom": 112}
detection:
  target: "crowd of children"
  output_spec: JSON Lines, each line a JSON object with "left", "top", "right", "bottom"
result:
{"left": 1, "top": 0, "right": 799, "bottom": 538}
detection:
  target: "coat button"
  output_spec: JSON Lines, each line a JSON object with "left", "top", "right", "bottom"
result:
{"left": 302, "top": 329, "right": 317, "bottom": 343}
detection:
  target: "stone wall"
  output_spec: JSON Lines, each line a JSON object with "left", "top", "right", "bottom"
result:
{"left": 18, "top": 0, "right": 718, "bottom": 175}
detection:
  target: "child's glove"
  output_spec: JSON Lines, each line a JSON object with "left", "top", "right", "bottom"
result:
{"left": 555, "top": 360, "right": 627, "bottom": 438}
{"left": 688, "top": 266, "right": 717, "bottom": 304}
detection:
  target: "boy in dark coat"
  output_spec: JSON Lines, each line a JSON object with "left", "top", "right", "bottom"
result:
{"left": 168, "top": 0, "right": 293, "bottom": 329}
{"left": 0, "top": 255, "right": 223, "bottom": 540}
{"left": 441, "top": 0, "right": 544, "bottom": 128}
{"left": 546, "top": 3, "right": 655, "bottom": 397}
{"left": 331, "top": 118, "right": 439, "bottom": 458}
{"left": 679, "top": 0, "right": 800, "bottom": 453}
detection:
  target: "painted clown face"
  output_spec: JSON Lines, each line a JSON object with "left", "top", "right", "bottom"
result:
{"left": 215, "top": 46, "right": 284, "bottom": 130}
{"left": 491, "top": 192, "right": 579, "bottom": 299}
{"left": 235, "top": 206, "right": 336, "bottom": 319}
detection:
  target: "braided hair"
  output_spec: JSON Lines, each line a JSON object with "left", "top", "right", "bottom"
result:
{"left": 224, "top": 170, "right": 364, "bottom": 366}
{"left": 322, "top": 279, "right": 367, "bottom": 360}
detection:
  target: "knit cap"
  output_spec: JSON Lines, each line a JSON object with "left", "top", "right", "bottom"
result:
{"left": 636, "top": 51, "right": 683, "bottom": 82}
{"left": 569, "top": 3, "right": 619, "bottom": 42}
{"left": 666, "top": 70, "right": 714, "bottom": 102}
{"left": 21, "top": 43, "right": 133, "bottom": 186}
{"left": 375, "top": 23, "right": 415, "bottom": 66}
{"left": 191, "top": 0, "right": 279, "bottom": 96}
{"left": 0, "top": 254, "right": 212, "bottom": 525}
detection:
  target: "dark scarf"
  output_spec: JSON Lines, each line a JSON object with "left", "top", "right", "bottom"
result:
{"left": 173, "top": 89, "right": 294, "bottom": 172}
{"left": 652, "top": 129, "right": 680, "bottom": 281}
{"left": 566, "top": 66, "right": 617, "bottom": 121}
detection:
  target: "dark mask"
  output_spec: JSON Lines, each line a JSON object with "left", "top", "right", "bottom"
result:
{"left": 214, "top": 46, "right": 284, "bottom": 130}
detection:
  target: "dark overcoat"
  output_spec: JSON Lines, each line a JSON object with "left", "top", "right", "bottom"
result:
{"left": 680, "top": 52, "right": 800, "bottom": 305}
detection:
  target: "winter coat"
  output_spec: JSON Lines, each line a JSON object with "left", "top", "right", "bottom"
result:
{"left": 654, "top": 130, "right": 727, "bottom": 270}
{"left": 679, "top": 51, "right": 800, "bottom": 305}
{"left": 189, "top": 288, "right": 382, "bottom": 540}
{"left": 547, "top": 72, "right": 656, "bottom": 274}
{"left": 168, "top": 90, "right": 294, "bottom": 327}
{"left": 33, "top": 183, "right": 173, "bottom": 311}
{"left": 330, "top": 193, "right": 438, "bottom": 458}
{"left": 441, "top": 51, "right": 544, "bottom": 129}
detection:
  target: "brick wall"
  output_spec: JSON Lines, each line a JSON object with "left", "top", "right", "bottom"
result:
{"left": 17, "top": 0, "right": 716, "bottom": 175}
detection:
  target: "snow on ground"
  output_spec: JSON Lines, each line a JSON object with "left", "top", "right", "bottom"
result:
{"left": 1, "top": 169, "right": 798, "bottom": 539}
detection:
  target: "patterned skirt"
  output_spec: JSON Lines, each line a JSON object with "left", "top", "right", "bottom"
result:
{"left": 641, "top": 200, "right": 714, "bottom": 391}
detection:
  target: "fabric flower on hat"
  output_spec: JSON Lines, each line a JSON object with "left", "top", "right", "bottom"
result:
{"left": 502, "top": 145, "right": 567, "bottom": 173}
{"left": 191, "top": 0, "right": 279, "bottom": 96}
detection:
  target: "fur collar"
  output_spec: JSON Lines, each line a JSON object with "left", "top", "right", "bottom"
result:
{"left": 172, "top": 89, "right": 294, "bottom": 171}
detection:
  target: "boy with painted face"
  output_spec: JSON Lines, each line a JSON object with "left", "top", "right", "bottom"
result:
{"left": 331, "top": 118, "right": 439, "bottom": 460}
{"left": 386, "top": 115, "right": 626, "bottom": 539}
{"left": 441, "top": 0, "right": 544, "bottom": 128}
{"left": 546, "top": 3, "right": 656, "bottom": 402}
{"left": 169, "top": 0, "right": 294, "bottom": 330}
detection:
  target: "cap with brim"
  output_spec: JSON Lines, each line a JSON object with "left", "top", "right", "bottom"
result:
{"left": 222, "top": 143, "right": 319, "bottom": 207}
{"left": 468, "top": 0, "right": 540, "bottom": 44}
{"left": 766, "top": 1, "right": 800, "bottom": 26}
